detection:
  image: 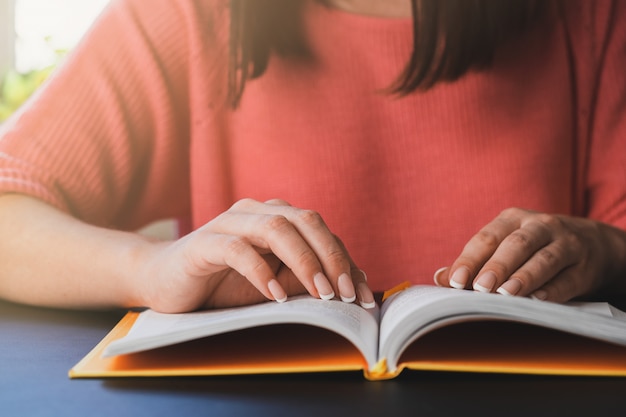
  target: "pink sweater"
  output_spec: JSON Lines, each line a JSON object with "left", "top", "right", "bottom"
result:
{"left": 1, "top": 0, "right": 625, "bottom": 291}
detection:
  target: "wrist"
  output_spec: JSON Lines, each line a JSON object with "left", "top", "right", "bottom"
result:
{"left": 597, "top": 222, "right": 626, "bottom": 296}
{"left": 122, "top": 235, "right": 171, "bottom": 309}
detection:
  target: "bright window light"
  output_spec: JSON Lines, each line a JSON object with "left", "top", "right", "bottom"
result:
{"left": 15, "top": 0, "right": 109, "bottom": 72}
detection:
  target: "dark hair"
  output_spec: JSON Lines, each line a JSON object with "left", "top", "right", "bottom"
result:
{"left": 228, "top": 0, "right": 549, "bottom": 107}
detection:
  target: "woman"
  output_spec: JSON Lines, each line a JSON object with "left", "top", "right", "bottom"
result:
{"left": 0, "top": 0, "right": 625, "bottom": 312}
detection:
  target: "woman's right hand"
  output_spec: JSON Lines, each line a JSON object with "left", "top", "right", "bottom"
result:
{"left": 136, "top": 198, "right": 375, "bottom": 312}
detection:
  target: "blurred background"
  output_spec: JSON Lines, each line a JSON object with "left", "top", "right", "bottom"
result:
{"left": 0, "top": 0, "right": 109, "bottom": 120}
{"left": 0, "top": 0, "right": 176, "bottom": 237}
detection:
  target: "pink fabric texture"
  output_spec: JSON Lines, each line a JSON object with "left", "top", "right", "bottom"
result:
{"left": 0, "top": 0, "right": 625, "bottom": 291}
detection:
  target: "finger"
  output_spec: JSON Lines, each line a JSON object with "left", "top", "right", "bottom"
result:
{"left": 189, "top": 233, "right": 287, "bottom": 302}
{"left": 448, "top": 214, "right": 520, "bottom": 289}
{"left": 495, "top": 240, "right": 576, "bottom": 296}
{"left": 353, "top": 268, "right": 376, "bottom": 309}
{"left": 335, "top": 236, "right": 376, "bottom": 309}
{"left": 209, "top": 211, "right": 329, "bottom": 300}
{"left": 229, "top": 199, "right": 355, "bottom": 303}
{"left": 472, "top": 221, "right": 553, "bottom": 293}
{"left": 528, "top": 266, "right": 590, "bottom": 303}
{"left": 271, "top": 257, "right": 308, "bottom": 297}
{"left": 280, "top": 209, "right": 355, "bottom": 302}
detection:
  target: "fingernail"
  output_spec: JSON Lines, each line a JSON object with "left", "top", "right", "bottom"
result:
{"left": 497, "top": 279, "right": 522, "bottom": 296}
{"left": 268, "top": 279, "right": 287, "bottom": 303}
{"left": 433, "top": 267, "right": 447, "bottom": 286}
{"left": 474, "top": 271, "right": 497, "bottom": 293}
{"left": 357, "top": 281, "right": 376, "bottom": 309}
{"left": 338, "top": 273, "right": 356, "bottom": 303}
{"left": 531, "top": 289, "right": 547, "bottom": 301}
{"left": 314, "top": 272, "right": 335, "bottom": 300}
{"left": 449, "top": 267, "right": 469, "bottom": 289}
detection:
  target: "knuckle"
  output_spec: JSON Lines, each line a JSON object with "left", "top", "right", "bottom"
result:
{"left": 230, "top": 198, "right": 257, "bottom": 211}
{"left": 293, "top": 248, "right": 319, "bottom": 268}
{"left": 534, "top": 213, "right": 561, "bottom": 229}
{"left": 295, "top": 209, "right": 325, "bottom": 227}
{"left": 499, "top": 207, "right": 524, "bottom": 219}
{"left": 324, "top": 246, "right": 349, "bottom": 268}
{"left": 506, "top": 230, "right": 534, "bottom": 251}
{"left": 263, "top": 214, "right": 292, "bottom": 235}
{"left": 564, "top": 233, "right": 584, "bottom": 253}
{"left": 535, "top": 247, "right": 560, "bottom": 269}
{"left": 471, "top": 229, "right": 501, "bottom": 251}
{"left": 264, "top": 198, "right": 291, "bottom": 206}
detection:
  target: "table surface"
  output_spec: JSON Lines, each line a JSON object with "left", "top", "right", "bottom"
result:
{"left": 4, "top": 298, "right": 626, "bottom": 417}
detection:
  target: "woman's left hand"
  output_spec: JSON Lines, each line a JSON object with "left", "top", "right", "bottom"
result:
{"left": 433, "top": 207, "right": 626, "bottom": 302}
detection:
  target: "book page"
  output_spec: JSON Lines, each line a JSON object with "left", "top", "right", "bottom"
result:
{"left": 103, "top": 296, "right": 381, "bottom": 368}
{"left": 378, "top": 286, "right": 626, "bottom": 372}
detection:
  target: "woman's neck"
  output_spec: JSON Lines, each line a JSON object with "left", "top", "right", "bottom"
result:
{"left": 323, "top": 0, "right": 412, "bottom": 18}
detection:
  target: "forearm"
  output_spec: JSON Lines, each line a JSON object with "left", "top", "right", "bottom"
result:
{"left": 0, "top": 194, "right": 153, "bottom": 309}
{"left": 0, "top": 194, "right": 376, "bottom": 312}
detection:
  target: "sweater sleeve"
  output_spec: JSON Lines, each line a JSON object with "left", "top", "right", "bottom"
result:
{"left": 584, "top": 0, "right": 626, "bottom": 230}
{"left": 0, "top": 0, "right": 220, "bottom": 229}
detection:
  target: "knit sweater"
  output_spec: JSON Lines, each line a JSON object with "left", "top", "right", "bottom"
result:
{"left": 0, "top": 0, "right": 625, "bottom": 291}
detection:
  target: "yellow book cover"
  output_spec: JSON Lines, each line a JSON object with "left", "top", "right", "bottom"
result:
{"left": 70, "top": 285, "right": 626, "bottom": 380}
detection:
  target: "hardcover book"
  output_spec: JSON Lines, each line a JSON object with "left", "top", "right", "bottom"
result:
{"left": 69, "top": 285, "right": 626, "bottom": 380}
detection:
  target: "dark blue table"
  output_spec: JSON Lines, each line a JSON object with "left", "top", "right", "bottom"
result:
{"left": 3, "top": 298, "right": 626, "bottom": 417}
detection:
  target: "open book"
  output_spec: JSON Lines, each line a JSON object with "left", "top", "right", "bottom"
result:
{"left": 69, "top": 285, "right": 626, "bottom": 380}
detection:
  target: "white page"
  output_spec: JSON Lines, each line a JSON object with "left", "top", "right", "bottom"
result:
{"left": 378, "top": 286, "right": 626, "bottom": 372}
{"left": 104, "top": 295, "right": 381, "bottom": 368}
